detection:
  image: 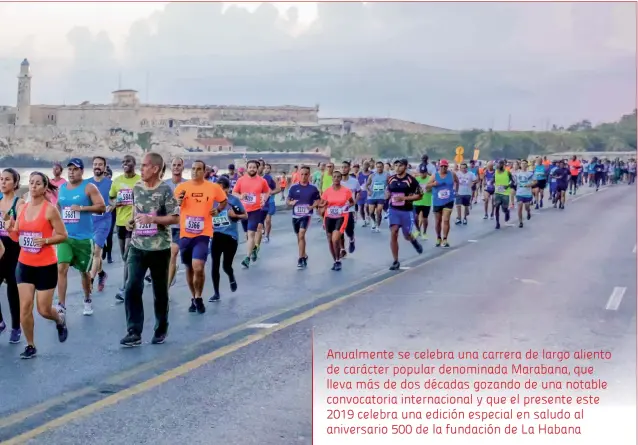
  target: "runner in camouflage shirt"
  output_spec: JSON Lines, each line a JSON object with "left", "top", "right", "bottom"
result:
{"left": 128, "top": 182, "right": 178, "bottom": 251}
{"left": 120, "top": 153, "right": 179, "bottom": 347}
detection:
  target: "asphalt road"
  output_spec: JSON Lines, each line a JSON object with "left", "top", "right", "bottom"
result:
{"left": 0, "top": 184, "right": 635, "bottom": 444}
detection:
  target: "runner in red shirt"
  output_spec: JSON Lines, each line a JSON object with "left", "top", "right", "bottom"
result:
{"left": 319, "top": 171, "right": 354, "bottom": 271}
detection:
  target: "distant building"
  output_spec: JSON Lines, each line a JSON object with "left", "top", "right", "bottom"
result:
{"left": 195, "top": 138, "right": 234, "bottom": 152}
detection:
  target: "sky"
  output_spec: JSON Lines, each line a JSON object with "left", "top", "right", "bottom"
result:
{"left": 0, "top": 1, "right": 635, "bottom": 131}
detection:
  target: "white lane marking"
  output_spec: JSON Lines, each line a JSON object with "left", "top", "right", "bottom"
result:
{"left": 467, "top": 240, "right": 478, "bottom": 243}
{"left": 399, "top": 266, "right": 411, "bottom": 270}
{"left": 515, "top": 278, "right": 542, "bottom": 285}
{"left": 633, "top": 244, "right": 636, "bottom": 254}
{"left": 605, "top": 287, "right": 627, "bottom": 311}
{"left": 248, "top": 323, "right": 280, "bottom": 329}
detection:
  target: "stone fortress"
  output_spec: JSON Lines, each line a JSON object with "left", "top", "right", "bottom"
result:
{"left": 0, "top": 59, "right": 454, "bottom": 163}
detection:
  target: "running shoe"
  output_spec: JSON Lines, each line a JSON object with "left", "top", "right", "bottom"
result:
{"left": 56, "top": 313, "right": 68, "bottom": 343}
{"left": 120, "top": 331, "right": 142, "bottom": 347}
{"left": 115, "top": 288, "right": 125, "bottom": 302}
{"left": 83, "top": 300, "right": 93, "bottom": 316}
{"left": 209, "top": 293, "right": 221, "bottom": 302}
{"left": 195, "top": 298, "right": 206, "bottom": 314}
{"left": 389, "top": 261, "right": 400, "bottom": 271}
{"left": 9, "top": 328, "right": 21, "bottom": 344}
{"left": 188, "top": 299, "right": 197, "bottom": 313}
{"left": 20, "top": 345, "right": 37, "bottom": 359}
{"left": 0, "top": 321, "right": 5, "bottom": 336}
{"left": 151, "top": 333, "right": 166, "bottom": 345}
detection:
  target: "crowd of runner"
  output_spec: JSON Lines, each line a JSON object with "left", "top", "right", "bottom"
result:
{"left": 0, "top": 152, "right": 632, "bottom": 358}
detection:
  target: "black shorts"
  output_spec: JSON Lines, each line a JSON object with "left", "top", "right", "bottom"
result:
{"left": 325, "top": 216, "right": 348, "bottom": 234}
{"left": 16, "top": 262, "right": 58, "bottom": 291}
{"left": 556, "top": 184, "right": 567, "bottom": 192}
{"left": 535, "top": 179, "right": 547, "bottom": 190}
{"left": 344, "top": 212, "right": 355, "bottom": 238}
{"left": 117, "top": 225, "right": 132, "bottom": 240}
{"left": 455, "top": 195, "right": 472, "bottom": 207}
{"left": 414, "top": 205, "right": 431, "bottom": 218}
{"left": 433, "top": 201, "right": 454, "bottom": 213}
{"left": 292, "top": 216, "right": 311, "bottom": 234}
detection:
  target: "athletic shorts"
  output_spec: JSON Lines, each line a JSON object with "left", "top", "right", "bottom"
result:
{"left": 325, "top": 215, "right": 348, "bottom": 234}
{"left": 357, "top": 191, "right": 368, "bottom": 206}
{"left": 171, "top": 228, "right": 180, "bottom": 244}
{"left": 241, "top": 210, "right": 266, "bottom": 232}
{"left": 484, "top": 189, "right": 495, "bottom": 196}
{"left": 455, "top": 195, "right": 472, "bottom": 207}
{"left": 92, "top": 217, "right": 111, "bottom": 249}
{"left": 414, "top": 205, "right": 431, "bottom": 219}
{"left": 367, "top": 198, "right": 385, "bottom": 206}
{"left": 556, "top": 183, "right": 568, "bottom": 192}
{"left": 516, "top": 196, "right": 533, "bottom": 203}
{"left": 535, "top": 179, "right": 547, "bottom": 190}
{"left": 433, "top": 201, "right": 454, "bottom": 213}
{"left": 388, "top": 208, "right": 414, "bottom": 237}
{"left": 117, "top": 225, "right": 132, "bottom": 240}
{"left": 471, "top": 184, "right": 477, "bottom": 191}
{"left": 57, "top": 238, "right": 94, "bottom": 273}
{"left": 494, "top": 194, "right": 510, "bottom": 208}
{"left": 179, "top": 235, "right": 210, "bottom": 266}
{"left": 292, "top": 216, "right": 311, "bottom": 234}
{"left": 263, "top": 199, "right": 276, "bottom": 217}
{"left": 16, "top": 262, "right": 58, "bottom": 291}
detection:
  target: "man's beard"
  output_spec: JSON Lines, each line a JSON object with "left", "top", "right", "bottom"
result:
{"left": 94, "top": 169, "right": 103, "bottom": 177}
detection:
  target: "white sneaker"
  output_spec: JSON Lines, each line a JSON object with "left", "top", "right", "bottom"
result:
{"left": 83, "top": 301, "right": 93, "bottom": 316}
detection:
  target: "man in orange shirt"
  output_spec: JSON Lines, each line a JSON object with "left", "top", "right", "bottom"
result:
{"left": 291, "top": 166, "right": 300, "bottom": 185}
{"left": 175, "top": 160, "right": 227, "bottom": 314}
{"left": 567, "top": 155, "right": 582, "bottom": 195}
{"left": 232, "top": 160, "right": 272, "bottom": 269}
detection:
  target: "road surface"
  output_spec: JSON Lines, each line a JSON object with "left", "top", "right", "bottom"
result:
{"left": 0, "top": 185, "right": 635, "bottom": 444}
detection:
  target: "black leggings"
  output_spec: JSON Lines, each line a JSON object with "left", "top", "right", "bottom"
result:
{"left": 0, "top": 238, "right": 21, "bottom": 330}
{"left": 211, "top": 232, "right": 238, "bottom": 294}
{"left": 102, "top": 211, "right": 116, "bottom": 259}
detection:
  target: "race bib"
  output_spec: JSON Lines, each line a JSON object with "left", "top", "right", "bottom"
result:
{"left": 420, "top": 184, "right": 428, "bottom": 194}
{"left": 390, "top": 193, "right": 405, "bottom": 205}
{"left": 243, "top": 193, "right": 257, "bottom": 205}
{"left": 372, "top": 183, "right": 385, "bottom": 192}
{"left": 135, "top": 214, "right": 158, "bottom": 237}
{"left": 62, "top": 207, "right": 80, "bottom": 223}
{"left": 437, "top": 189, "right": 450, "bottom": 200}
{"left": 117, "top": 188, "right": 134, "bottom": 205}
{"left": 496, "top": 185, "right": 506, "bottom": 193}
{"left": 293, "top": 204, "right": 310, "bottom": 216}
{"left": 213, "top": 213, "right": 230, "bottom": 228}
{"left": 551, "top": 178, "right": 557, "bottom": 183}
{"left": 185, "top": 215, "right": 204, "bottom": 234}
{"left": 19, "top": 231, "right": 42, "bottom": 253}
{"left": 0, "top": 214, "right": 7, "bottom": 237}
{"left": 326, "top": 206, "right": 343, "bottom": 218}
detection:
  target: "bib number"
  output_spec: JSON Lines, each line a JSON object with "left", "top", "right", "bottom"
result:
{"left": 135, "top": 214, "right": 157, "bottom": 236}
{"left": 293, "top": 205, "right": 310, "bottom": 216}
{"left": 372, "top": 183, "right": 385, "bottom": 192}
{"left": 62, "top": 207, "right": 80, "bottom": 223}
{"left": 213, "top": 213, "right": 230, "bottom": 228}
{"left": 117, "top": 189, "right": 134, "bottom": 205}
{"left": 19, "top": 231, "right": 42, "bottom": 253}
{"left": 437, "top": 189, "right": 450, "bottom": 200}
{"left": 243, "top": 193, "right": 257, "bottom": 205}
{"left": 496, "top": 185, "right": 506, "bottom": 193}
{"left": 185, "top": 215, "right": 204, "bottom": 234}
{"left": 327, "top": 206, "right": 343, "bottom": 218}
{"left": 0, "top": 212, "right": 6, "bottom": 237}
{"left": 390, "top": 193, "right": 404, "bottom": 205}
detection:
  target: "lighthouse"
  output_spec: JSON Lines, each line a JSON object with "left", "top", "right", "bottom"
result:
{"left": 16, "top": 58, "right": 31, "bottom": 126}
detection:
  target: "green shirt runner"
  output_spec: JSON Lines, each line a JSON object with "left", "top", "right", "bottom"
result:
{"left": 414, "top": 176, "right": 432, "bottom": 207}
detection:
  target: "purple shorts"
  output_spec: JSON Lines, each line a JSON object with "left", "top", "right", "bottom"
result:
{"left": 179, "top": 235, "right": 210, "bottom": 266}
{"left": 388, "top": 208, "right": 415, "bottom": 237}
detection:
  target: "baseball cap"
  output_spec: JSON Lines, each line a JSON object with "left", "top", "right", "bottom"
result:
{"left": 228, "top": 164, "right": 235, "bottom": 170}
{"left": 67, "top": 158, "right": 84, "bottom": 169}
{"left": 395, "top": 158, "right": 408, "bottom": 166}
{"left": 439, "top": 159, "right": 449, "bottom": 167}
{"left": 238, "top": 167, "right": 245, "bottom": 173}
{"left": 419, "top": 163, "right": 428, "bottom": 173}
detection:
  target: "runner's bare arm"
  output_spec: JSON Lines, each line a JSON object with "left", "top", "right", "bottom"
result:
{"left": 44, "top": 205, "right": 69, "bottom": 246}
{"left": 0, "top": 238, "right": 5, "bottom": 261}
{"left": 77, "top": 183, "right": 106, "bottom": 213}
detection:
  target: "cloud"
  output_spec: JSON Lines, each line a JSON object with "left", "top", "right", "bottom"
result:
{"left": 1, "top": 2, "right": 635, "bottom": 130}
